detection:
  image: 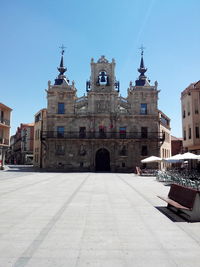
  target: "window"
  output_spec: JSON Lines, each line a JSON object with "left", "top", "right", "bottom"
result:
{"left": 0, "top": 111, "right": 4, "bottom": 123}
{"left": 35, "top": 113, "right": 41, "bottom": 122}
{"left": 140, "top": 104, "right": 147, "bottom": 115}
{"left": 196, "top": 126, "right": 199, "bottom": 139}
{"left": 182, "top": 105, "right": 185, "bottom": 118}
{"left": 160, "top": 115, "right": 169, "bottom": 126}
{"left": 187, "top": 102, "right": 190, "bottom": 116}
{"left": 141, "top": 145, "right": 148, "bottom": 156}
{"left": 58, "top": 103, "right": 65, "bottom": 114}
{"left": 122, "top": 162, "right": 125, "bottom": 167}
{"left": 184, "top": 129, "right": 186, "bottom": 140}
{"left": 119, "top": 145, "right": 127, "bottom": 156}
{"left": 79, "top": 127, "right": 86, "bottom": 138}
{"left": 141, "top": 127, "right": 148, "bottom": 138}
{"left": 119, "top": 127, "right": 126, "bottom": 138}
{"left": 57, "top": 126, "right": 64, "bottom": 138}
{"left": 189, "top": 127, "right": 191, "bottom": 139}
{"left": 194, "top": 99, "right": 199, "bottom": 114}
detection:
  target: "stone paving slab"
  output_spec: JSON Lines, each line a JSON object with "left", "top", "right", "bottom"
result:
{"left": 0, "top": 170, "right": 200, "bottom": 266}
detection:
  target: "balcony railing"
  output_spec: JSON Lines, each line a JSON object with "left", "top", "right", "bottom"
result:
{"left": 42, "top": 131, "right": 164, "bottom": 141}
{"left": 0, "top": 138, "right": 9, "bottom": 145}
{"left": 0, "top": 118, "right": 10, "bottom": 126}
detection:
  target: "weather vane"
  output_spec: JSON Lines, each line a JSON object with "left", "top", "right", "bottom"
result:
{"left": 139, "top": 44, "right": 146, "bottom": 56}
{"left": 59, "top": 44, "right": 66, "bottom": 55}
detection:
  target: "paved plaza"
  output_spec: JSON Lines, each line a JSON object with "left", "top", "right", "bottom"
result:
{"left": 0, "top": 168, "right": 200, "bottom": 266}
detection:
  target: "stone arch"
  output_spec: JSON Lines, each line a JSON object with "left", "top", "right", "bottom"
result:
{"left": 95, "top": 148, "right": 110, "bottom": 172}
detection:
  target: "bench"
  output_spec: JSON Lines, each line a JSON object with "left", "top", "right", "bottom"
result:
{"left": 158, "top": 184, "right": 200, "bottom": 222}
{"left": 136, "top": 167, "right": 157, "bottom": 176}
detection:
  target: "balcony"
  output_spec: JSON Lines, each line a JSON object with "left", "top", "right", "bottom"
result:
{"left": 0, "top": 138, "right": 9, "bottom": 146}
{"left": 42, "top": 131, "right": 164, "bottom": 141}
{"left": 0, "top": 118, "right": 10, "bottom": 126}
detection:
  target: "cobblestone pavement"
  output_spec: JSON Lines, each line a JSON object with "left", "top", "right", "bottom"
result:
{"left": 0, "top": 169, "right": 200, "bottom": 267}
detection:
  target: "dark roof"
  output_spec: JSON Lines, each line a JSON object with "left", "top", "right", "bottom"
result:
{"left": 171, "top": 135, "right": 183, "bottom": 141}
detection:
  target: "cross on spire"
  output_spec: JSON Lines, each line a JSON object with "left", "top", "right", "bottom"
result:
{"left": 59, "top": 44, "right": 66, "bottom": 55}
{"left": 135, "top": 44, "right": 148, "bottom": 86}
{"left": 139, "top": 44, "right": 146, "bottom": 56}
{"left": 56, "top": 45, "right": 67, "bottom": 77}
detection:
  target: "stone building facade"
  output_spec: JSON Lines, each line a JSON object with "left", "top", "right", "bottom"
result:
{"left": 9, "top": 123, "right": 34, "bottom": 164}
{"left": 40, "top": 51, "right": 167, "bottom": 172}
{"left": 159, "top": 110, "right": 171, "bottom": 158}
{"left": 33, "top": 109, "right": 47, "bottom": 168}
{"left": 0, "top": 103, "right": 12, "bottom": 168}
{"left": 158, "top": 110, "right": 171, "bottom": 169}
{"left": 181, "top": 81, "right": 200, "bottom": 155}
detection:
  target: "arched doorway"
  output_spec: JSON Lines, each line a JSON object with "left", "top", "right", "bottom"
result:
{"left": 95, "top": 148, "right": 110, "bottom": 172}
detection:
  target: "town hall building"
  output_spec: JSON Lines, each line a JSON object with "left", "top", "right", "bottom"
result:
{"left": 34, "top": 49, "right": 170, "bottom": 172}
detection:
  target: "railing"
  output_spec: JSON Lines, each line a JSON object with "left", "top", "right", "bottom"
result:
{"left": 76, "top": 96, "right": 87, "bottom": 103}
{"left": 119, "top": 96, "right": 130, "bottom": 110}
{"left": 119, "top": 96, "right": 128, "bottom": 103}
{"left": 42, "top": 131, "right": 164, "bottom": 141}
{"left": 0, "top": 138, "right": 9, "bottom": 145}
{"left": 76, "top": 109, "right": 88, "bottom": 114}
{"left": 0, "top": 118, "right": 10, "bottom": 126}
{"left": 119, "top": 109, "right": 128, "bottom": 114}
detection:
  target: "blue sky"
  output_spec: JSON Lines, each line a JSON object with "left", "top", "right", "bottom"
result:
{"left": 1, "top": 0, "right": 200, "bottom": 137}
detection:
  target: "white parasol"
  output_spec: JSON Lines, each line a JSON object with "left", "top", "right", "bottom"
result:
{"left": 141, "top": 156, "right": 163, "bottom": 163}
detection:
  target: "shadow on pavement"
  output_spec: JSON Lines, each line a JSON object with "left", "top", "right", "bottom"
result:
{"left": 156, "top": 206, "right": 187, "bottom": 222}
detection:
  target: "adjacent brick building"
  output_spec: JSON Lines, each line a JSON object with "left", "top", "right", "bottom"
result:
{"left": 171, "top": 135, "right": 183, "bottom": 156}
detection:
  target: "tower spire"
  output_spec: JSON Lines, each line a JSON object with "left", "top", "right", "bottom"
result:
{"left": 138, "top": 45, "right": 147, "bottom": 76}
{"left": 135, "top": 45, "right": 149, "bottom": 86}
{"left": 54, "top": 45, "right": 69, "bottom": 85}
{"left": 57, "top": 45, "right": 67, "bottom": 75}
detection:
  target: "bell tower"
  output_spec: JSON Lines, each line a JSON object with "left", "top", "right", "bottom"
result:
{"left": 87, "top": 56, "right": 119, "bottom": 113}
{"left": 128, "top": 48, "right": 159, "bottom": 116}
{"left": 46, "top": 48, "right": 77, "bottom": 132}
